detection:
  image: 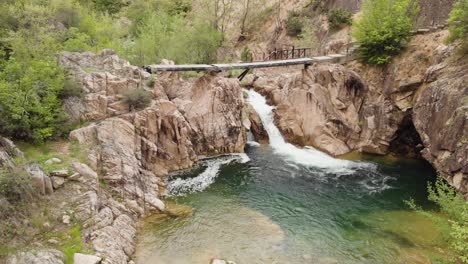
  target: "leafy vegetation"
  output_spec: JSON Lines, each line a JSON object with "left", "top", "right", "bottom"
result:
{"left": 328, "top": 9, "right": 352, "bottom": 30}
{"left": 0, "top": 0, "right": 225, "bottom": 143}
{"left": 0, "top": 168, "right": 35, "bottom": 207}
{"left": 447, "top": 0, "right": 468, "bottom": 53}
{"left": 286, "top": 11, "right": 304, "bottom": 37}
{"left": 407, "top": 178, "right": 468, "bottom": 263}
{"left": 353, "top": 0, "right": 419, "bottom": 65}
{"left": 241, "top": 47, "right": 253, "bottom": 62}
{"left": 123, "top": 89, "right": 152, "bottom": 111}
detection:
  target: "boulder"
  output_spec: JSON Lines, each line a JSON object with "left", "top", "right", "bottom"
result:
{"left": 45, "top": 158, "right": 62, "bottom": 165}
{"left": 51, "top": 176, "right": 65, "bottom": 189}
{"left": 25, "top": 164, "right": 53, "bottom": 195}
{"left": 73, "top": 253, "right": 102, "bottom": 264}
{"left": 50, "top": 170, "right": 69, "bottom": 178}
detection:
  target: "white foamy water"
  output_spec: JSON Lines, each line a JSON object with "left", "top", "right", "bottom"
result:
{"left": 246, "top": 89, "right": 373, "bottom": 174}
{"left": 167, "top": 154, "right": 249, "bottom": 196}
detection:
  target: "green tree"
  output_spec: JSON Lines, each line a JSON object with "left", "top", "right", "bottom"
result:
{"left": 447, "top": 0, "right": 468, "bottom": 52}
{"left": 328, "top": 8, "right": 352, "bottom": 30}
{"left": 0, "top": 58, "right": 66, "bottom": 142}
{"left": 353, "top": 0, "right": 419, "bottom": 65}
{"left": 286, "top": 11, "right": 304, "bottom": 37}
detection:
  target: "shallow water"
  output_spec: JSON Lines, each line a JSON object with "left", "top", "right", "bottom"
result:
{"left": 135, "top": 91, "right": 441, "bottom": 264}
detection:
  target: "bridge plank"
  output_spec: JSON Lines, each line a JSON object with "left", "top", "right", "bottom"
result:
{"left": 146, "top": 58, "right": 314, "bottom": 73}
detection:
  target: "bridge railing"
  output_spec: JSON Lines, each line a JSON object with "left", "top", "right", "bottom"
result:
{"left": 255, "top": 47, "right": 313, "bottom": 61}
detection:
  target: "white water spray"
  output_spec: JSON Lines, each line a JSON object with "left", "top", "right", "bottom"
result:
{"left": 167, "top": 154, "right": 249, "bottom": 196}
{"left": 246, "top": 89, "right": 371, "bottom": 174}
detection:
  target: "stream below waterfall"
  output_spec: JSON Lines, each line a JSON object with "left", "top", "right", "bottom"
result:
{"left": 135, "top": 90, "right": 442, "bottom": 264}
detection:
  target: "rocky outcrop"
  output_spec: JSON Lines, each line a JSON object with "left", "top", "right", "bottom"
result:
{"left": 59, "top": 50, "right": 248, "bottom": 263}
{"left": 413, "top": 54, "right": 468, "bottom": 196}
{"left": 251, "top": 30, "right": 467, "bottom": 195}
{"left": 6, "top": 249, "right": 64, "bottom": 264}
{"left": 60, "top": 49, "right": 153, "bottom": 121}
{"left": 252, "top": 64, "right": 365, "bottom": 156}
{"left": 0, "top": 137, "right": 24, "bottom": 169}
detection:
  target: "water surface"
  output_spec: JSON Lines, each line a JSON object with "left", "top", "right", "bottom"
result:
{"left": 136, "top": 90, "right": 440, "bottom": 264}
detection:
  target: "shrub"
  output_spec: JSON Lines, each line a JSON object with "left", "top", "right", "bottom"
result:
{"left": 328, "top": 9, "right": 352, "bottom": 30}
{"left": 286, "top": 11, "right": 304, "bottom": 37}
{"left": 353, "top": 0, "right": 419, "bottom": 65}
{"left": 60, "top": 78, "right": 83, "bottom": 99}
{"left": 240, "top": 47, "right": 253, "bottom": 62}
{"left": 53, "top": 2, "right": 81, "bottom": 28}
{"left": 0, "top": 168, "right": 35, "bottom": 205}
{"left": 447, "top": 0, "right": 468, "bottom": 52}
{"left": 92, "top": 0, "right": 125, "bottom": 14}
{"left": 0, "top": 58, "right": 67, "bottom": 142}
{"left": 123, "top": 89, "right": 152, "bottom": 111}
{"left": 407, "top": 178, "right": 468, "bottom": 263}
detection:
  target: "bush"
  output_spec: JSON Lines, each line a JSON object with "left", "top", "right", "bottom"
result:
{"left": 328, "top": 9, "right": 352, "bottom": 30}
{"left": 353, "top": 0, "right": 419, "bottom": 65}
{"left": 0, "top": 168, "right": 35, "bottom": 205}
{"left": 60, "top": 78, "right": 83, "bottom": 99}
{"left": 286, "top": 12, "right": 304, "bottom": 37}
{"left": 447, "top": 0, "right": 468, "bottom": 52}
{"left": 92, "top": 0, "right": 125, "bottom": 14}
{"left": 129, "top": 12, "right": 221, "bottom": 65}
{"left": 240, "top": 47, "right": 253, "bottom": 62}
{"left": 0, "top": 58, "right": 67, "bottom": 142}
{"left": 123, "top": 89, "right": 152, "bottom": 111}
{"left": 407, "top": 178, "right": 468, "bottom": 263}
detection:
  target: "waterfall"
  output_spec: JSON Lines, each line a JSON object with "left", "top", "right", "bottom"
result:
{"left": 246, "top": 89, "right": 369, "bottom": 174}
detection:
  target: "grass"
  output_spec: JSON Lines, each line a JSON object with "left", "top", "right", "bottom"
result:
{"left": 42, "top": 224, "right": 91, "bottom": 264}
{"left": 16, "top": 140, "right": 88, "bottom": 174}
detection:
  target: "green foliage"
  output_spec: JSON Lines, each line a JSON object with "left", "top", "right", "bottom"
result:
{"left": 123, "top": 89, "right": 152, "bottom": 111}
{"left": 353, "top": 0, "right": 419, "bottom": 65}
{"left": 286, "top": 11, "right": 304, "bottom": 37}
{"left": 328, "top": 9, "right": 352, "bottom": 30}
{"left": 0, "top": 168, "right": 35, "bottom": 205}
{"left": 0, "top": 58, "right": 67, "bottom": 142}
{"left": 447, "top": 0, "right": 468, "bottom": 52}
{"left": 92, "top": 0, "right": 125, "bottom": 14}
{"left": 129, "top": 12, "right": 222, "bottom": 65}
{"left": 407, "top": 178, "right": 468, "bottom": 263}
{"left": 241, "top": 47, "right": 253, "bottom": 62}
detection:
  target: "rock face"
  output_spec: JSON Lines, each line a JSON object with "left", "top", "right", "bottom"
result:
{"left": 253, "top": 64, "right": 365, "bottom": 156}
{"left": 413, "top": 54, "right": 468, "bottom": 196}
{"left": 0, "top": 137, "right": 24, "bottom": 169}
{"left": 59, "top": 50, "right": 248, "bottom": 263}
{"left": 251, "top": 31, "right": 467, "bottom": 196}
{"left": 6, "top": 249, "right": 64, "bottom": 264}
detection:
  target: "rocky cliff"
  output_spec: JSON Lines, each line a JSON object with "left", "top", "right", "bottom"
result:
{"left": 249, "top": 30, "right": 467, "bottom": 197}
{"left": 60, "top": 50, "right": 247, "bottom": 263}
{"left": 1, "top": 50, "right": 249, "bottom": 264}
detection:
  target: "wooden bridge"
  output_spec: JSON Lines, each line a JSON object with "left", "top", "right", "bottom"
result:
{"left": 144, "top": 46, "right": 356, "bottom": 80}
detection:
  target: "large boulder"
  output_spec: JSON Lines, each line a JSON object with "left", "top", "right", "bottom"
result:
{"left": 253, "top": 64, "right": 365, "bottom": 156}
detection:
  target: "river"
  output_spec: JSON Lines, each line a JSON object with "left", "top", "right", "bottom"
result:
{"left": 135, "top": 90, "right": 440, "bottom": 264}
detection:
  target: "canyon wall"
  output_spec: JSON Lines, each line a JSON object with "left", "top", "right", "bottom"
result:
{"left": 250, "top": 30, "right": 467, "bottom": 197}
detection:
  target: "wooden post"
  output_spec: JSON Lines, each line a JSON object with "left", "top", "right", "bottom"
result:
{"left": 292, "top": 46, "right": 295, "bottom": 59}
